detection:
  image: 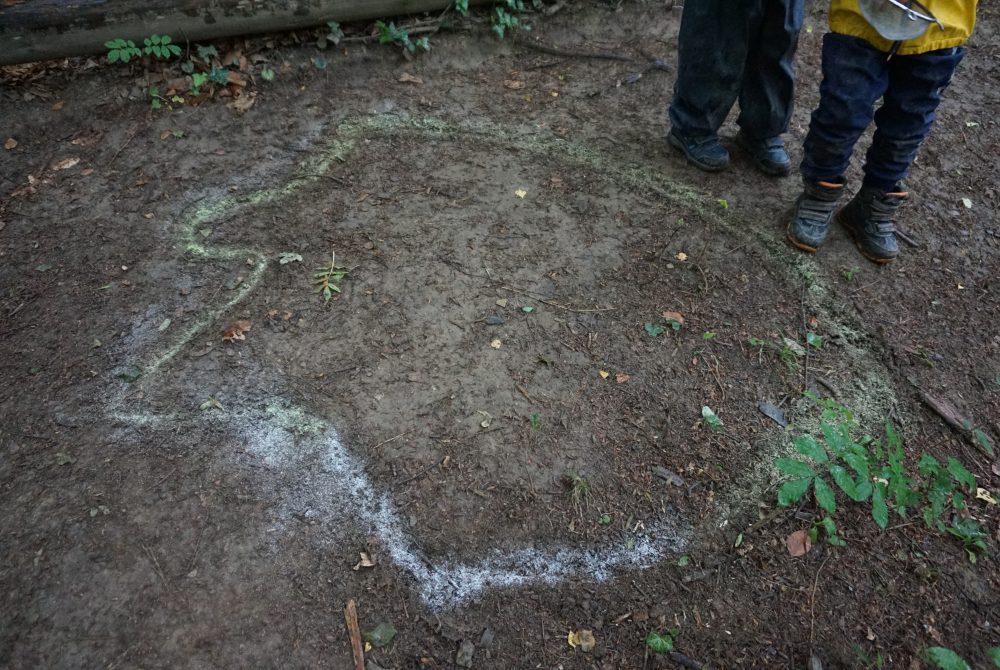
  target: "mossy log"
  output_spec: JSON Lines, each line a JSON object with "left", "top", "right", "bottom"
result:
{"left": 0, "top": 0, "right": 477, "bottom": 66}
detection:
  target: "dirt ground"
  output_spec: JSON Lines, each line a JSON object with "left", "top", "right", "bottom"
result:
{"left": 2, "top": 1, "right": 999, "bottom": 668}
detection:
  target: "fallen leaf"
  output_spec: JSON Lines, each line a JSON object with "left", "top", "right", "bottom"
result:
{"left": 81, "top": 168, "right": 95, "bottom": 176}
{"left": 786, "top": 529, "right": 812, "bottom": 557}
{"left": 661, "top": 310, "right": 684, "bottom": 325}
{"left": 222, "top": 320, "right": 252, "bottom": 343}
{"left": 277, "top": 252, "right": 303, "bottom": 264}
{"left": 51, "top": 100, "right": 64, "bottom": 111}
{"left": 227, "top": 71, "right": 246, "bottom": 86}
{"left": 674, "top": 252, "right": 687, "bottom": 261}
{"left": 352, "top": 551, "right": 377, "bottom": 570}
{"left": 514, "top": 188, "right": 527, "bottom": 199}
{"left": 503, "top": 79, "right": 526, "bottom": 90}
{"left": 615, "top": 372, "right": 630, "bottom": 384}
{"left": 495, "top": 298, "right": 508, "bottom": 307}
{"left": 598, "top": 370, "right": 610, "bottom": 379}
{"left": 229, "top": 91, "right": 256, "bottom": 114}
{"left": 976, "top": 488, "right": 997, "bottom": 505}
{"left": 3, "top": 137, "right": 16, "bottom": 150}
{"left": 363, "top": 622, "right": 397, "bottom": 648}
{"left": 51, "top": 157, "right": 79, "bottom": 170}
{"left": 570, "top": 630, "right": 596, "bottom": 652}
{"left": 200, "top": 397, "right": 225, "bottom": 411}
{"left": 490, "top": 338, "right": 502, "bottom": 349}
{"left": 160, "top": 130, "right": 172, "bottom": 140}
{"left": 398, "top": 72, "right": 423, "bottom": 84}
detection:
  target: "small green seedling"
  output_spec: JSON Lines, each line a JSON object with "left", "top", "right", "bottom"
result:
{"left": 191, "top": 72, "right": 209, "bottom": 95}
{"left": 455, "top": 0, "right": 470, "bottom": 15}
{"left": 925, "top": 647, "right": 970, "bottom": 670}
{"left": 143, "top": 34, "right": 181, "bottom": 60}
{"left": 317, "top": 20, "right": 344, "bottom": 49}
{"left": 702, "top": 331, "right": 716, "bottom": 341}
{"left": 105, "top": 38, "right": 142, "bottom": 63}
{"left": 260, "top": 68, "right": 275, "bottom": 82}
{"left": 529, "top": 413, "right": 541, "bottom": 430}
{"left": 564, "top": 471, "right": 591, "bottom": 502}
{"left": 598, "top": 513, "right": 611, "bottom": 525}
{"left": 644, "top": 323, "right": 664, "bottom": 338}
{"left": 842, "top": 266, "right": 860, "bottom": 281}
{"left": 313, "top": 251, "right": 350, "bottom": 302}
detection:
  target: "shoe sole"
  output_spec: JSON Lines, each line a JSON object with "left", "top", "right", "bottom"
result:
{"left": 836, "top": 210, "right": 896, "bottom": 265}
{"left": 735, "top": 135, "right": 791, "bottom": 177}
{"left": 786, "top": 222, "right": 818, "bottom": 253}
{"left": 668, "top": 133, "right": 729, "bottom": 173}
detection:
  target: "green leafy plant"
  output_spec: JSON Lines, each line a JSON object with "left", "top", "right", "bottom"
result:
{"left": 842, "top": 266, "right": 861, "bottom": 281}
{"left": 529, "top": 412, "right": 541, "bottom": 430}
{"left": 702, "top": 331, "right": 716, "bottom": 341}
{"left": 317, "top": 20, "right": 344, "bottom": 49}
{"left": 701, "top": 406, "right": 723, "bottom": 432}
{"left": 105, "top": 38, "right": 142, "bottom": 63}
{"left": 148, "top": 85, "right": 164, "bottom": 110}
{"left": 191, "top": 72, "right": 209, "bottom": 95}
{"left": 376, "top": 20, "right": 431, "bottom": 54}
{"left": 313, "top": 251, "right": 350, "bottom": 302}
{"left": 143, "top": 34, "right": 182, "bottom": 60}
{"left": 209, "top": 67, "right": 231, "bottom": 85}
{"left": 925, "top": 647, "right": 970, "bottom": 670}
{"left": 260, "top": 68, "right": 275, "bottom": 82}
{"left": 644, "top": 322, "right": 664, "bottom": 338}
{"left": 455, "top": 0, "right": 470, "bottom": 15}
{"left": 196, "top": 44, "right": 219, "bottom": 61}
{"left": 775, "top": 398, "right": 991, "bottom": 557}
{"left": 645, "top": 629, "right": 678, "bottom": 654}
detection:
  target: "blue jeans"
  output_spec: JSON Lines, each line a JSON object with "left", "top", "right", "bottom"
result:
{"left": 668, "top": 0, "right": 804, "bottom": 140}
{"left": 801, "top": 33, "right": 965, "bottom": 191}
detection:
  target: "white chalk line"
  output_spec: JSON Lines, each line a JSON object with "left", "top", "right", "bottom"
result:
{"left": 106, "top": 113, "right": 830, "bottom": 609}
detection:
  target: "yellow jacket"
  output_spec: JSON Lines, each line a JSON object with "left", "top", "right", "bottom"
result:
{"left": 829, "top": 0, "right": 977, "bottom": 55}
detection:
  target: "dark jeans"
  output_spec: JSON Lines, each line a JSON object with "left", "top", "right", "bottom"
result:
{"left": 669, "top": 0, "right": 804, "bottom": 140}
{"left": 801, "top": 33, "right": 965, "bottom": 191}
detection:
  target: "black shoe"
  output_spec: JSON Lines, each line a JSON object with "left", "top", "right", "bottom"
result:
{"left": 787, "top": 180, "right": 846, "bottom": 253}
{"left": 736, "top": 132, "right": 791, "bottom": 177}
{"left": 668, "top": 129, "right": 730, "bottom": 172}
{"left": 837, "top": 186, "right": 904, "bottom": 264}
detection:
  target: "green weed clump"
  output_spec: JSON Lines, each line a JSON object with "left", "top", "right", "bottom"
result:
{"left": 775, "top": 397, "right": 991, "bottom": 561}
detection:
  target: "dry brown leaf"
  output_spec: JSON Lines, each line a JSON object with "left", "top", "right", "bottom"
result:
{"left": 51, "top": 100, "right": 64, "bottom": 111}
{"left": 160, "top": 130, "right": 172, "bottom": 140}
{"left": 51, "top": 157, "right": 79, "bottom": 170}
{"left": 229, "top": 91, "right": 256, "bottom": 114}
{"left": 661, "top": 310, "right": 685, "bottom": 325}
{"left": 598, "top": 370, "right": 609, "bottom": 379}
{"left": 615, "top": 372, "right": 630, "bottom": 384}
{"left": 81, "top": 168, "right": 95, "bottom": 176}
{"left": 352, "top": 551, "right": 376, "bottom": 570}
{"left": 398, "top": 72, "right": 423, "bottom": 85}
{"left": 785, "top": 529, "right": 812, "bottom": 557}
{"left": 675, "top": 251, "right": 688, "bottom": 262}
{"left": 503, "top": 79, "right": 526, "bottom": 90}
{"left": 227, "top": 71, "right": 247, "bottom": 86}
{"left": 567, "top": 630, "right": 596, "bottom": 652}
{"left": 71, "top": 130, "right": 102, "bottom": 146}
{"left": 222, "top": 320, "right": 252, "bottom": 343}
{"left": 4, "top": 138, "right": 17, "bottom": 150}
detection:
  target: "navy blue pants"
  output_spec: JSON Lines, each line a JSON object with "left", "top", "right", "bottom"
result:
{"left": 669, "top": 0, "right": 804, "bottom": 140}
{"left": 801, "top": 33, "right": 965, "bottom": 191}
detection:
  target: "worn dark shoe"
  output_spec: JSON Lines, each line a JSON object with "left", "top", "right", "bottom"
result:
{"left": 787, "top": 180, "right": 846, "bottom": 253}
{"left": 837, "top": 186, "right": 904, "bottom": 264}
{"left": 668, "top": 129, "right": 730, "bottom": 172}
{"left": 736, "top": 132, "right": 791, "bottom": 177}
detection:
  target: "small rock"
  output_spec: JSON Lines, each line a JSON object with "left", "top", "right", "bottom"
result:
{"left": 365, "top": 661, "right": 387, "bottom": 670}
{"left": 112, "top": 365, "right": 142, "bottom": 383}
{"left": 484, "top": 315, "right": 505, "bottom": 326}
{"left": 808, "top": 655, "right": 823, "bottom": 670}
{"left": 478, "top": 627, "right": 495, "bottom": 648}
{"left": 456, "top": 639, "right": 475, "bottom": 668}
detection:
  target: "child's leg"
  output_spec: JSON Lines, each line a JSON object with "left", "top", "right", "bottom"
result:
{"left": 800, "top": 34, "right": 890, "bottom": 184}
{"left": 862, "top": 47, "right": 966, "bottom": 191}
{"left": 669, "top": 0, "right": 756, "bottom": 139}
{"left": 737, "top": 0, "right": 804, "bottom": 140}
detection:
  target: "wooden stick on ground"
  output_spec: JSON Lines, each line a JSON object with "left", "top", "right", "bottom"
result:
{"left": 344, "top": 599, "right": 365, "bottom": 670}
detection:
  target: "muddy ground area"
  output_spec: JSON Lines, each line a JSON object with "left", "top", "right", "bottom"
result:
{"left": 2, "top": 1, "right": 999, "bottom": 668}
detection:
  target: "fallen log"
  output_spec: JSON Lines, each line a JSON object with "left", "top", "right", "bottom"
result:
{"left": 0, "top": 0, "right": 481, "bottom": 66}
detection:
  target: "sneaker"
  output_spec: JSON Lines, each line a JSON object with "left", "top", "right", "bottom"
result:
{"left": 787, "top": 180, "right": 846, "bottom": 253}
{"left": 736, "top": 132, "right": 791, "bottom": 177}
{"left": 837, "top": 186, "right": 905, "bottom": 264}
{"left": 667, "top": 129, "right": 730, "bottom": 172}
